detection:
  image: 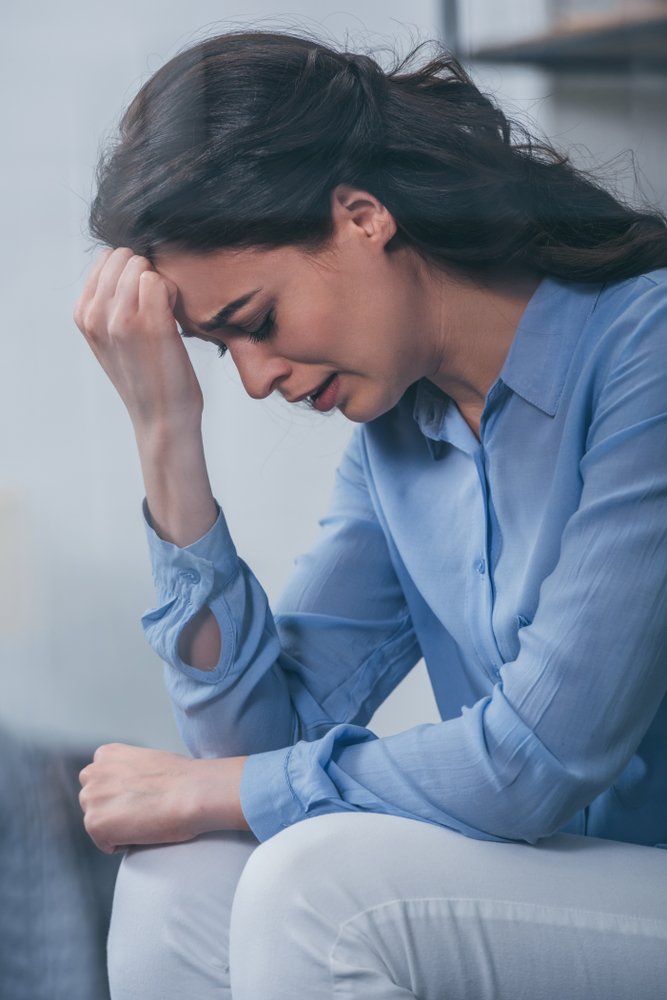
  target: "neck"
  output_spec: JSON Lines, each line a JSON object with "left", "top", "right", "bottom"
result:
{"left": 423, "top": 265, "right": 542, "bottom": 414}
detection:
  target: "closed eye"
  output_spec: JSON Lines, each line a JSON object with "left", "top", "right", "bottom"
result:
{"left": 217, "top": 310, "right": 276, "bottom": 358}
{"left": 246, "top": 309, "right": 275, "bottom": 344}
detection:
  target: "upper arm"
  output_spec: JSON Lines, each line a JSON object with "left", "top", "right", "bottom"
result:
{"left": 500, "top": 283, "right": 667, "bottom": 800}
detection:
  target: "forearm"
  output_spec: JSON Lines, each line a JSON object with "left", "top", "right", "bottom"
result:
{"left": 137, "top": 424, "right": 221, "bottom": 670}
{"left": 136, "top": 423, "right": 218, "bottom": 547}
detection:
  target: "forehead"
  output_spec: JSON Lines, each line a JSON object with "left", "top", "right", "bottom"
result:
{"left": 156, "top": 245, "right": 317, "bottom": 294}
{"left": 154, "top": 244, "right": 336, "bottom": 330}
{"left": 155, "top": 247, "right": 271, "bottom": 306}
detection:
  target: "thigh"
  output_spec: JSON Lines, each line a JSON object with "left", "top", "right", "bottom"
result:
{"left": 230, "top": 812, "right": 667, "bottom": 1000}
{"left": 107, "top": 829, "right": 258, "bottom": 1000}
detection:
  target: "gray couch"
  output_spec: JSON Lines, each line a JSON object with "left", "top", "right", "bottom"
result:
{"left": 0, "top": 726, "right": 121, "bottom": 1000}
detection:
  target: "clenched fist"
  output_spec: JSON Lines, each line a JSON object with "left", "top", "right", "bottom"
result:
{"left": 79, "top": 743, "right": 249, "bottom": 854}
{"left": 74, "top": 247, "right": 203, "bottom": 436}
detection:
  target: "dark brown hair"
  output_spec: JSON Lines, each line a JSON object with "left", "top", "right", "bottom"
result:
{"left": 90, "top": 30, "right": 667, "bottom": 282}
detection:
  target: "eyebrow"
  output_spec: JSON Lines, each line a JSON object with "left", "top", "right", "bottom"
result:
{"left": 199, "top": 289, "right": 262, "bottom": 333}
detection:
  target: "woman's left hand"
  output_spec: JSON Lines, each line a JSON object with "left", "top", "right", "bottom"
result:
{"left": 78, "top": 743, "right": 249, "bottom": 854}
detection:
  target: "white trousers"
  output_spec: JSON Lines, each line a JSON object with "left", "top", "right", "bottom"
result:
{"left": 107, "top": 812, "right": 667, "bottom": 999}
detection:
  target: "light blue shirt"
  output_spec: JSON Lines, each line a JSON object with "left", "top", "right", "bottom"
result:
{"left": 142, "top": 271, "right": 667, "bottom": 847}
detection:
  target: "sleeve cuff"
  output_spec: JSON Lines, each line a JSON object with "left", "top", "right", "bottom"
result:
{"left": 140, "top": 499, "right": 241, "bottom": 683}
{"left": 142, "top": 498, "right": 239, "bottom": 592}
{"left": 240, "top": 747, "right": 306, "bottom": 842}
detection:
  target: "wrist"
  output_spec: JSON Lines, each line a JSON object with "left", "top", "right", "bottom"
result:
{"left": 188, "top": 757, "right": 251, "bottom": 835}
{"left": 133, "top": 414, "right": 203, "bottom": 458}
{"left": 136, "top": 426, "right": 218, "bottom": 546}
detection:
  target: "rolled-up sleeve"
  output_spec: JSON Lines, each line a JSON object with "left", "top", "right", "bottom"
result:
{"left": 140, "top": 429, "right": 421, "bottom": 762}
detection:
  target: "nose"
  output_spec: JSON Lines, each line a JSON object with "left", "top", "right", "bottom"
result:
{"left": 228, "top": 341, "right": 292, "bottom": 400}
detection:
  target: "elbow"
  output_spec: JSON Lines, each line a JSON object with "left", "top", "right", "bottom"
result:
{"left": 497, "top": 769, "right": 599, "bottom": 844}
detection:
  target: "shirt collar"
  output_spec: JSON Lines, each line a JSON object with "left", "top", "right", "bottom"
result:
{"left": 412, "top": 274, "right": 603, "bottom": 446}
{"left": 412, "top": 380, "right": 479, "bottom": 456}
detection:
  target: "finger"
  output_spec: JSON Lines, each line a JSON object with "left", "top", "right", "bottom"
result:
{"left": 138, "top": 269, "right": 179, "bottom": 326}
{"left": 113, "top": 253, "right": 155, "bottom": 313}
{"left": 161, "top": 274, "right": 179, "bottom": 313}
{"left": 77, "top": 249, "right": 137, "bottom": 344}
{"left": 78, "top": 764, "right": 91, "bottom": 787}
{"left": 73, "top": 248, "right": 112, "bottom": 330}
{"left": 96, "top": 839, "right": 118, "bottom": 855}
{"left": 93, "top": 247, "right": 141, "bottom": 307}
{"left": 93, "top": 742, "right": 127, "bottom": 761}
{"left": 106, "top": 257, "right": 157, "bottom": 338}
{"left": 83, "top": 817, "right": 116, "bottom": 855}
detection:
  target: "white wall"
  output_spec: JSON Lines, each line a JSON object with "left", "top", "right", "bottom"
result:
{"left": 0, "top": 1, "right": 443, "bottom": 751}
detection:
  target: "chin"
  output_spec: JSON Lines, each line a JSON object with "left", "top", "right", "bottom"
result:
{"left": 340, "top": 389, "right": 402, "bottom": 424}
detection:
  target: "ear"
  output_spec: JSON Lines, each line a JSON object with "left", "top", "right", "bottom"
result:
{"left": 330, "top": 184, "right": 397, "bottom": 249}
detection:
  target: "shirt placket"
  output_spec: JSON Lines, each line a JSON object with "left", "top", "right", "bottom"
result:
{"left": 468, "top": 443, "right": 504, "bottom": 682}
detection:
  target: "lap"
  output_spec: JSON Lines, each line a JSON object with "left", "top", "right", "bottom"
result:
{"left": 231, "top": 813, "right": 667, "bottom": 999}
{"left": 240, "top": 811, "right": 667, "bottom": 918}
{"left": 108, "top": 813, "right": 667, "bottom": 1000}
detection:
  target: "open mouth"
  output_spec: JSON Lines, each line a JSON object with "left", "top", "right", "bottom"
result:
{"left": 308, "top": 373, "right": 337, "bottom": 404}
{"left": 308, "top": 373, "right": 340, "bottom": 413}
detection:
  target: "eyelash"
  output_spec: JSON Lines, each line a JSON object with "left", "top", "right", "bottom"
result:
{"left": 217, "top": 310, "right": 275, "bottom": 358}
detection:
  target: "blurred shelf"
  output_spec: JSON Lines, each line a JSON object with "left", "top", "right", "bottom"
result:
{"left": 468, "top": 9, "right": 667, "bottom": 72}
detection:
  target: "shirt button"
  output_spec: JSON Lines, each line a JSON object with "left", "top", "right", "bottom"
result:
{"left": 180, "top": 569, "right": 200, "bottom": 584}
{"left": 476, "top": 559, "right": 486, "bottom": 575}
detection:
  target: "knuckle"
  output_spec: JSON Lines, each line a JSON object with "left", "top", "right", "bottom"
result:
{"left": 83, "top": 816, "right": 114, "bottom": 854}
{"left": 94, "top": 742, "right": 121, "bottom": 761}
{"left": 84, "top": 811, "right": 102, "bottom": 837}
{"left": 82, "top": 304, "right": 104, "bottom": 338}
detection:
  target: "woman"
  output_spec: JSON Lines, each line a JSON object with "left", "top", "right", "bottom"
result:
{"left": 75, "top": 30, "right": 667, "bottom": 1000}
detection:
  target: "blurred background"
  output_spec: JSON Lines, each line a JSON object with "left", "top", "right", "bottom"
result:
{"left": 1, "top": 0, "right": 666, "bottom": 755}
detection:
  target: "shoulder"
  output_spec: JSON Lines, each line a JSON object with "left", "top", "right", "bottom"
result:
{"left": 576, "top": 270, "right": 667, "bottom": 442}
{"left": 598, "top": 269, "right": 667, "bottom": 364}
{"left": 566, "top": 269, "right": 667, "bottom": 401}
{"left": 589, "top": 268, "right": 667, "bottom": 341}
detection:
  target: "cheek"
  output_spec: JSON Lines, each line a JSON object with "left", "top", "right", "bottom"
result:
{"left": 289, "top": 308, "right": 341, "bottom": 361}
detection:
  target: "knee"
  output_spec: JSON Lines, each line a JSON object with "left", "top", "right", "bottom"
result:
{"left": 230, "top": 815, "right": 338, "bottom": 929}
{"left": 108, "top": 831, "right": 257, "bottom": 1000}
{"left": 229, "top": 814, "right": 357, "bottom": 995}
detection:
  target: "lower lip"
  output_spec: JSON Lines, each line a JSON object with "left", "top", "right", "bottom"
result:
{"left": 312, "top": 375, "right": 340, "bottom": 413}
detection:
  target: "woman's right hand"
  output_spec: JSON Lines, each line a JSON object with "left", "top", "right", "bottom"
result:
{"left": 75, "top": 246, "right": 219, "bottom": 555}
{"left": 74, "top": 247, "right": 204, "bottom": 438}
